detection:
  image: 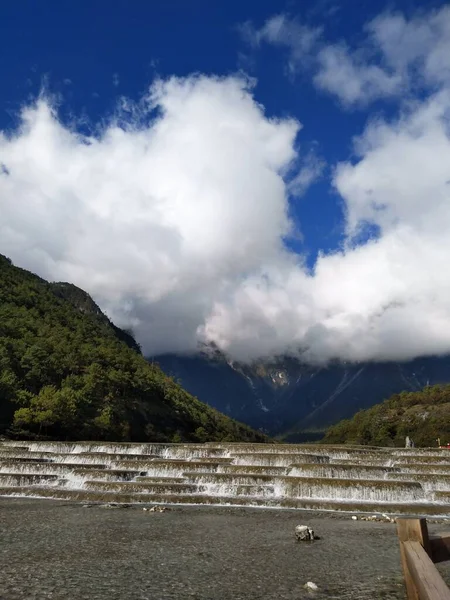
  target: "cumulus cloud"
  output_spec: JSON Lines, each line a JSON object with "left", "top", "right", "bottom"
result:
{"left": 202, "top": 84, "right": 450, "bottom": 363}
{"left": 368, "top": 8, "right": 450, "bottom": 88}
{"left": 239, "top": 14, "right": 321, "bottom": 75}
{"left": 0, "top": 76, "right": 303, "bottom": 356}
{"left": 2, "top": 12, "right": 450, "bottom": 364}
{"left": 244, "top": 5, "right": 450, "bottom": 106}
{"left": 313, "top": 44, "right": 403, "bottom": 106}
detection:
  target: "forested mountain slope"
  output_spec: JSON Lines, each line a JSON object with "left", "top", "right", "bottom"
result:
{"left": 0, "top": 255, "right": 266, "bottom": 443}
{"left": 323, "top": 384, "right": 450, "bottom": 447}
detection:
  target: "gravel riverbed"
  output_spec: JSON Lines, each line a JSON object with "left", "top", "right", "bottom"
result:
{"left": 1, "top": 498, "right": 450, "bottom": 600}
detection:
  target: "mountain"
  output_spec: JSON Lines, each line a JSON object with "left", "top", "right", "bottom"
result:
{"left": 323, "top": 384, "right": 450, "bottom": 447}
{"left": 49, "top": 282, "right": 142, "bottom": 354}
{"left": 154, "top": 350, "right": 450, "bottom": 440}
{"left": 0, "top": 255, "right": 267, "bottom": 443}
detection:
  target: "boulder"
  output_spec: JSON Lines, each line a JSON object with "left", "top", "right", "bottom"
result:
{"left": 304, "top": 581, "right": 319, "bottom": 591}
{"left": 295, "top": 525, "right": 315, "bottom": 541}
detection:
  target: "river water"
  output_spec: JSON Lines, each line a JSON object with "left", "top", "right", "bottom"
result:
{"left": 2, "top": 499, "right": 450, "bottom": 599}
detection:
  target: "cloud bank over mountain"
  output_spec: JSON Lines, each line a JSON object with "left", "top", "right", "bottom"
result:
{"left": 1, "top": 6, "right": 450, "bottom": 364}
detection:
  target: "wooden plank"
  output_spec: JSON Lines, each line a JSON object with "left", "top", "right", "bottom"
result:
{"left": 404, "top": 541, "right": 450, "bottom": 600}
{"left": 430, "top": 534, "right": 450, "bottom": 564}
{"left": 397, "top": 518, "right": 431, "bottom": 599}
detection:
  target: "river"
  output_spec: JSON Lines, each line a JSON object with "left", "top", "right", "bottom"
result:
{"left": 2, "top": 498, "right": 450, "bottom": 599}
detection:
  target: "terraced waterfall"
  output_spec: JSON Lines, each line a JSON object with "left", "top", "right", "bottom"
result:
{"left": 1, "top": 441, "right": 450, "bottom": 515}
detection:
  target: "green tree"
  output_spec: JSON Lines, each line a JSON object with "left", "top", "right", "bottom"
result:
{"left": 0, "top": 254, "right": 268, "bottom": 444}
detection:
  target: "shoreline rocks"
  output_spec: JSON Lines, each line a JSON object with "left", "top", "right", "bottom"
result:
{"left": 143, "top": 505, "right": 170, "bottom": 512}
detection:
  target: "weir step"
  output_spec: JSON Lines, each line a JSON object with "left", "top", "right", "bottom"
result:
{"left": 386, "top": 473, "right": 450, "bottom": 491}
{"left": 71, "top": 469, "right": 145, "bottom": 481}
{"left": 229, "top": 453, "right": 330, "bottom": 466}
{"left": 394, "top": 464, "right": 450, "bottom": 474}
{"left": 1, "top": 486, "right": 450, "bottom": 516}
{"left": 113, "top": 460, "right": 222, "bottom": 472}
{"left": 288, "top": 463, "right": 400, "bottom": 479}
{"left": 0, "top": 460, "right": 107, "bottom": 473}
{"left": 84, "top": 481, "right": 202, "bottom": 494}
{"left": 0, "top": 474, "right": 60, "bottom": 486}
{"left": 392, "top": 456, "right": 450, "bottom": 465}
{"left": 0, "top": 441, "right": 449, "bottom": 516}
{"left": 218, "top": 465, "right": 289, "bottom": 475}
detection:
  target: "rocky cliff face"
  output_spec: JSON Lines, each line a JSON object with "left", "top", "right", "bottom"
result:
{"left": 154, "top": 351, "right": 450, "bottom": 439}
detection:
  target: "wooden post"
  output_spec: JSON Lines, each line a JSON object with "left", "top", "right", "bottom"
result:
{"left": 397, "top": 518, "right": 431, "bottom": 600}
{"left": 403, "top": 541, "right": 450, "bottom": 600}
{"left": 397, "top": 518, "right": 450, "bottom": 600}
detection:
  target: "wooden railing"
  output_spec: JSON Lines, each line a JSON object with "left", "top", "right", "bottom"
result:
{"left": 397, "top": 518, "right": 450, "bottom": 600}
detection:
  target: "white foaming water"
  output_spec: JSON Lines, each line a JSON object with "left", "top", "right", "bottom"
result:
{"left": 0, "top": 473, "right": 60, "bottom": 487}
{"left": 386, "top": 472, "right": 450, "bottom": 493}
{"left": 218, "top": 465, "right": 290, "bottom": 476}
{"left": 330, "top": 457, "right": 394, "bottom": 468}
{"left": 392, "top": 448, "right": 450, "bottom": 457}
{"left": 137, "top": 466, "right": 185, "bottom": 479}
{"left": 1, "top": 440, "right": 208, "bottom": 457}
{"left": 160, "top": 446, "right": 228, "bottom": 460}
{"left": 0, "top": 462, "right": 88, "bottom": 476}
{"left": 230, "top": 453, "right": 325, "bottom": 467}
{"left": 393, "top": 456, "right": 450, "bottom": 466}
{"left": 189, "top": 473, "right": 275, "bottom": 486}
{"left": 0, "top": 441, "right": 449, "bottom": 514}
{"left": 200, "top": 482, "right": 275, "bottom": 498}
{"left": 288, "top": 464, "right": 397, "bottom": 480}
{"left": 279, "top": 478, "right": 425, "bottom": 503}
{"left": 59, "top": 472, "right": 91, "bottom": 489}
{"left": 399, "top": 464, "right": 450, "bottom": 475}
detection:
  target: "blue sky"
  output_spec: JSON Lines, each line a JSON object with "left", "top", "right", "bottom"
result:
{"left": 1, "top": 0, "right": 450, "bottom": 363}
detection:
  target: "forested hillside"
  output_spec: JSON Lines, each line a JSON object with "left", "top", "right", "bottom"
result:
{"left": 324, "top": 384, "right": 450, "bottom": 447}
{"left": 0, "top": 255, "right": 267, "bottom": 443}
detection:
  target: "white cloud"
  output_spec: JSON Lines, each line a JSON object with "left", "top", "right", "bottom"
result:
{"left": 0, "top": 76, "right": 302, "bottom": 356}
{"left": 314, "top": 44, "right": 402, "bottom": 106}
{"left": 245, "top": 6, "right": 450, "bottom": 107}
{"left": 239, "top": 15, "right": 321, "bottom": 75}
{"left": 287, "top": 150, "right": 325, "bottom": 196}
{"left": 368, "top": 8, "right": 450, "bottom": 88}
{"left": 2, "top": 24, "right": 450, "bottom": 364}
{"left": 202, "top": 86, "right": 450, "bottom": 363}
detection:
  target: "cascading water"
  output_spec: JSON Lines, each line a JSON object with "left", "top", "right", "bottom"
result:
{"left": 0, "top": 473, "right": 60, "bottom": 487}
{"left": 0, "top": 440, "right": 449, "bottom": 515}
{"left": 386, "top": 472, "right": 450, "bottom": 492}
{"left": 288, "top": 464, "right": 399, "bottom": 480}
{"left": 230, "top": 453, "right": 329, "bottom": 467}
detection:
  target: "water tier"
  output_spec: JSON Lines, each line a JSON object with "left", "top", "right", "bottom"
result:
{"left": 0, "top": 441, "right": 449, "bottom": 515}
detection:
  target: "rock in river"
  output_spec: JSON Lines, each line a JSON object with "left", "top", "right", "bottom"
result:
{"left": 295, "top": 525, "right": 315, "bottom": 541}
